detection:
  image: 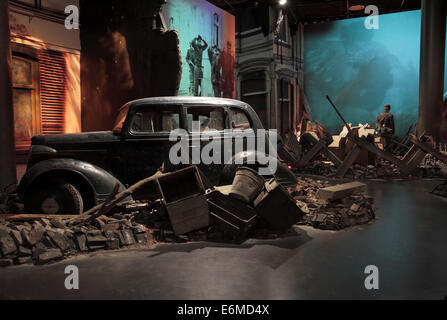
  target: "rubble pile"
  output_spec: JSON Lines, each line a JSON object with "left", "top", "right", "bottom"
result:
{"left": 299, "top": 158, "right": 444, "bottom": 180}
{"left": 0, "top": 213, "right": 151, "bottom": 267}
{"left": 295, "top": 114, "right": 447, "bottom": 180}
{"left": 0, "top": 166, "right": 377, "bottom": 267}
{"left": 419, "top": 155, "right": 447, "bottom": 178}
{"left": 287, "top": 178, "right": 375, "bottom": 230}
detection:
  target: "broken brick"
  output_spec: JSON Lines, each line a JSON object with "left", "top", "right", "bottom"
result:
{"left": 38, "top": 249, "right": 62, "bottom": 264}
{"left": 0, "top": 228, "right": 17, "bottom": 256}
{"left": 46, "top": 231, "right": 70, "bottom": 251}
{"left": 74, "top": 234, "right": 88, "bottom": 252}
{"left": 17, "top": 246, "right": 32, "bottom": 256}
{"left": 120, "top": 229, "right": 136, "bottom": 246}
{"left": 22, "top": 228, "right": 44, "bottom": 246}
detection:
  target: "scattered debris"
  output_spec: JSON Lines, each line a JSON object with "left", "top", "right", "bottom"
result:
{"left": 0, "top": 166, "right": 377, "bottom": 267}
{"left": 288, "top": 178, "right": 375, "bottom": 230}
{"left": 294, "top": 96, "right": 447, "bottom": 179}
{"left": 299, "top": 158, "right": 444, "bottom": 179}
{"left": 0, "top": 211, "right": 152, "bottom": 267}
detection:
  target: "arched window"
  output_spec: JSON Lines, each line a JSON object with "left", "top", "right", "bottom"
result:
{"left": 241, "top": 71, "right": 268, "bottom": 128}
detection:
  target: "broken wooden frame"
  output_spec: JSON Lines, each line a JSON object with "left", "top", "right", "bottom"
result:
{"left": 325, "top": 95, "right": 447, "bottom": 177}
{"left": 336, "top": 133, "right": 447, "bottom": 177}
{"left": 298, "top": 132, "right": 342, "bottom": 168}
{"left": 155, "top": 166, "right": 210, "bottom": 235}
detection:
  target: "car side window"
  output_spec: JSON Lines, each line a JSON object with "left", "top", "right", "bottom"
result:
{"left": 131, "top": 106, "right": 180, "bottom": 133}
{"left": 187, "top": 106, "right": 225, "bottom": 132}
{"left": 229, "top": 108, "right": 252, "bottom": 130}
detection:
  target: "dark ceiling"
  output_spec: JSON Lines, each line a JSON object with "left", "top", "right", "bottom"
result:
{"left": 208, "top": 0, "right": 421, "bottom": 24}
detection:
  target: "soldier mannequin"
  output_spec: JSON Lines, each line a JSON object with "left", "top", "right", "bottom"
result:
{"left": 376, "top": 104, "right": 395, "bottom": 150}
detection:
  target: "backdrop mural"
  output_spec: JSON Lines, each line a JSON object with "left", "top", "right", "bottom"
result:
{"left": 162, "top": 0, "right": 235, "bottom": 98}
{"left": 304, "top": 10, "right": 447, "bottom": 138}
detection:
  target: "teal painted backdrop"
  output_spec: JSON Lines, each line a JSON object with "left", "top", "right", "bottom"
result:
{"left": 162, "top": 0, "right": 235, "bottom": 98}
{"left": 304, "top": 10, "right": 447, "bottom": 137}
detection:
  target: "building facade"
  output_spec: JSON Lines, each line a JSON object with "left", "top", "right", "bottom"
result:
{"left": 8, "top": 0, "right": 81, "bottom": 160}
{"left": 235, "top": 6, "right": 304, "bottom": 136}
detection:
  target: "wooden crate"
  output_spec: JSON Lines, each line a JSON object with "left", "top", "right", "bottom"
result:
{"left": 156, "top": 166, "right": 210, "bottom": 235}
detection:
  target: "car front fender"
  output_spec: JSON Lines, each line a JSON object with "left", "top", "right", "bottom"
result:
{"left": 17, "top": 158, "right": 128, "bottom": 205}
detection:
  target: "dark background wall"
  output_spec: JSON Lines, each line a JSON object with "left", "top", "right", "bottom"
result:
{"left": 80, "top": 0, "right": 182, "bottom": 132}
{"left": 304, "top": 10, "right": 445, "bottom": 138}
{"left": 0, "top": 0, "right": 17, "bottom": 193}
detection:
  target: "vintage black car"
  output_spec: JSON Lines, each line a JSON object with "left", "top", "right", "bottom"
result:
{"left": 18, "top": 97, "right": 296, "bottom": 214}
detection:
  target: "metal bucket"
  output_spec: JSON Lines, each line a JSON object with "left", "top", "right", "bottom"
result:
{"left": 229, "top": 167, "right": 265, "bottom": 204}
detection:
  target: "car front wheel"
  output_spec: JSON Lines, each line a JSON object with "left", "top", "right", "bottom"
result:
{"left": 26, "top": 178, "right": 84, "bottom": 215}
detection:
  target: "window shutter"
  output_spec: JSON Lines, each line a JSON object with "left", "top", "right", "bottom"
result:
{"left": 38, "top": 50, "right": 66, "bottom": 135}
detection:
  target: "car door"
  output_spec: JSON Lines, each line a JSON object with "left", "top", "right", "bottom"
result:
{"left": 185, "top": 104, "right": 227, "bottom": 186}
{"left": 228, "top": 106, "right": 256, "bottom": 163}
{"left": 120, "top": 104, "right": 183, "bottom": 186}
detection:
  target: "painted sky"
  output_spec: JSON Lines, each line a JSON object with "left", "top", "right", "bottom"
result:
{"left": 304, "top": 10, "right": 446, "bottom": 137}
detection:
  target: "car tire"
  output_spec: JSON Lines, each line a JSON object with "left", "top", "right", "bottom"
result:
{"left": 26, "top": 178, "right": 84, "bottom": 215}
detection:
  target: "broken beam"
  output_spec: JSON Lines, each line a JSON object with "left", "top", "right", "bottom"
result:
{"left": 301, "top": 133, "right": 343, "bottom": 167}
{"left": 0, "top": 214, "right": 79, "bottom": 221}
{"left": 401, "top": 148, "right": 427, "bottom": 175}
{"left": 350, "top": 134, "right": 405, "bottom": 169}
{"left": 410, "top": 135, "right": 447, "bottom": 164}
{"left": 336, "top": 145, "right": 361, "bottom": 177}
{"left": 298, "top": 140, "right": 326, "bottom": 167}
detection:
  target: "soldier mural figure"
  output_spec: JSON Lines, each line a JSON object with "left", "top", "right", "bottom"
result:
{"left": 186, "top": 42, "right": 196, "bottom": 96}
{"left": 208, "top": 44, "right": 222, "bottom": 97}
{"left": 186, "top": 35, "right": 208, "bottom": 96}
{"left": 376, "top": 104, "right": 395, "bottom": 150}
{"left": 219, "top": 41, "right": 235, "bottom": 98}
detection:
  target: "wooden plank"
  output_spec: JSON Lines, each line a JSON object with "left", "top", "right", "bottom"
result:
{"left": 316, "top": 181, "right": 366, "bottom": 201}
{"left": 79, "top": 182, "right": 120, "bottom": 225}
{"left": 336, "top": 145, "right": 361, "bottom": 177}
{"left": 401, "top": 148, "right": 427, "bottom": 175}
{"left": 0, "top": 214, "right": 78, "bottom": 221}
{"left": 402, "top": 144, "right": 419, "bottom": 162}
{"left": 320, "top": 146, "right": 343, "bottom": 167}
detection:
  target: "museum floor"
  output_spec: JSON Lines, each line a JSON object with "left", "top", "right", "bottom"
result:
{"left": 0, "top": 179, "right": 446, "bottom": 300}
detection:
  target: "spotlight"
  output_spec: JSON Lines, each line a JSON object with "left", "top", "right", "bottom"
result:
{"left": 279, "top": 0, "right": 287, "bottom": 5}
